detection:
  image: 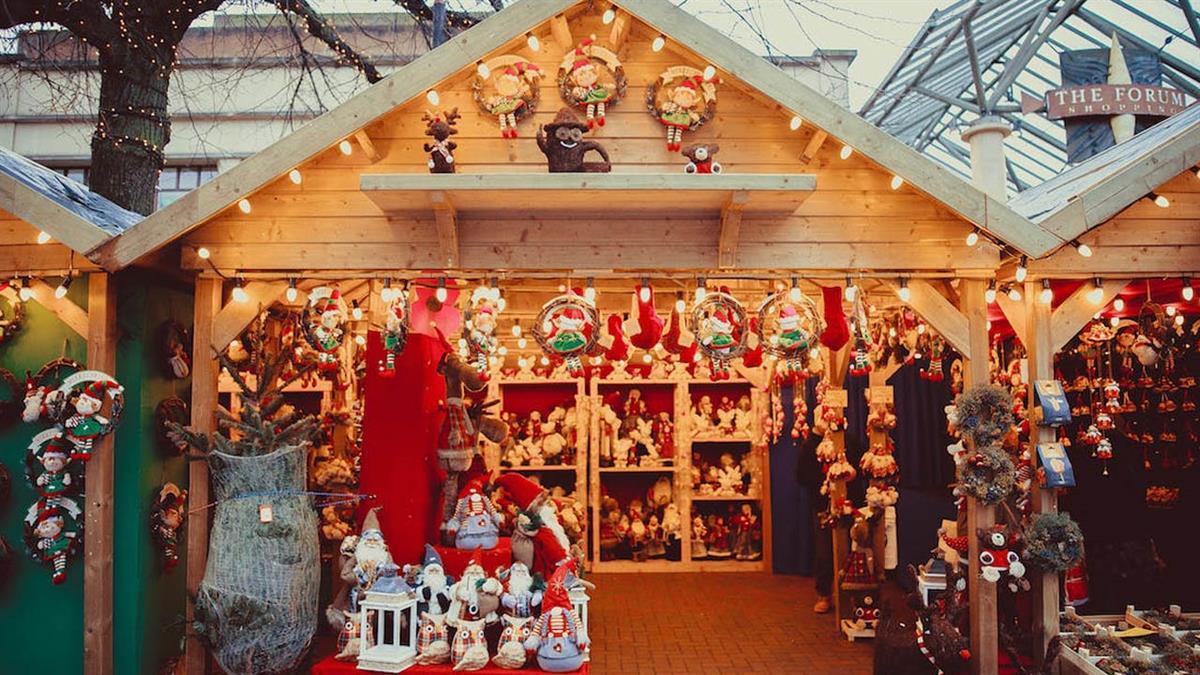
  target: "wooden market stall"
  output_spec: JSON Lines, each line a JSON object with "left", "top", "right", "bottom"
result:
{"left": 70, "top": 1, "right": 1200, "bottom": 674}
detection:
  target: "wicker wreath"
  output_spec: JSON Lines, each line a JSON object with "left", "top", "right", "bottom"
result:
{"left": 957, "top": 444, "right": 1016, "bottom": 506}
{"left": 155, "top": 397, "right": 191, "bottom": 456}
{"left": 645, "top": 66, "right": 719, "bottom": 132}
{"left": 25, "top": 428, "right": 83, "bottom": 499}
{"left": 0, "top": 295, "right": 25, "bottom": 346}
{"left": 690, "top": 290, "right": 749, "bottom": 361}
{"left": 955, "top": 384, "right": 1015, "bottom": 448}
{"left": 557, "top": 41, "right": 627, "bottom": 111}
{"left": 532, "top": 293, "right": 600, "bottom": 362}
{"left": 756, "top": 289, "right": 826, "bottom": 360}
{"left": 301, "top": 287, "right": 347, "bottom": 373}
{"left": 49, "top": 370, "right": 126, "bottom": 437}
{"left": 23, "top": 496, "right": 83, "bottom": 576}
{"left": 22, "top": 358, "right": 83, "bottom": 425}
{"left": 1024, "top": 512, "right": 1085, "bottom": 572}
{"left": 472, "top": 55, "right": 544, "bottom": 135}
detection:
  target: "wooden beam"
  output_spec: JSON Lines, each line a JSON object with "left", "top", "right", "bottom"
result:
{"left": 430, "top": 191, "right": 460, "bottom": 269}
{"left": 895, "top": 279, "right": 972, "bottom": 361}
{"left": 800, "top": 130, "right": 828, "bottom": 165}
{"left": 0, "top": 171, "right": 116, "bottom": 255}
{"left": 608, "top": 12, "right": 630, "bottom": 51}
{"left": 29, "top": 279, "right": 89, "bottom": 338}
{"left": 211, "top": 281, "right": 287, "bottom": 351}
{"left": 83, "top": 272, "right": 117, "bottom": 675}
{"left": 353, "top": 130, "right": 381, "bottom": 163}
{"left": 960, "top": 278, "right": 997, "bottom": 675}
{"left": 718, "top": 191, "right": 747, "bottom": 269}
{"left": 1050, "top": 279, "right": 1128, "bottom": 353}
{"left": 550, "top": 13, "right": 572, "bottom": 51}
{"left": 994, "top": 287, "right": 1026, "bottom": 347}
{"left": 1024, "top": 280, "right": 1058, "bottom": 664}
{"left": 186, "top": 278, "right": 222, "bottom": 675}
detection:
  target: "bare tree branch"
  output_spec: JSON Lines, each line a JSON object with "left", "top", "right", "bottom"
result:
{"left": 272, "top": 0, "right": 384, "bottom": 84}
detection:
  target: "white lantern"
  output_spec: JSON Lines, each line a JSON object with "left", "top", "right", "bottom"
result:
{"left": 569, "top": 582, "right": 592, "bottom": 662}
{"left": 358, "top": 587, "right": 418, "bottom": 672}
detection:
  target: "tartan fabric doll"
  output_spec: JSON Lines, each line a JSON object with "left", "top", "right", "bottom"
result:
{"left": 445, "top": 480, "right": 503, "bottom": 550}
{"left": 450, "top": 618, "right": 489, "bottom": 671}
{"left": 493, "top": 614, "right": 535, "bottom": 669}
{"left": 524, "top": 563, "right": 589, "bottom": 673}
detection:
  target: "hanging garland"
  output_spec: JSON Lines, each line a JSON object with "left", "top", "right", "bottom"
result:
{"left": 532, "top": 291, "right": 599, "bottom": 378}
{"left": 1024, "top": 512, "right": 1085, "bottom": 572}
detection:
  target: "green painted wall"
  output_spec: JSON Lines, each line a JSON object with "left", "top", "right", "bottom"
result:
{"left": 113, "top": 271, "right": 193, "bottom": 675}
{"left": 0, "top": 277, "right": 90, "bottom": 675}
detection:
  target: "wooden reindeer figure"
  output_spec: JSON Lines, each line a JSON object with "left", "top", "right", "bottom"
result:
{"left": 423, "top": 108, "right": 461, "bottom": 174}
{"left": 436, "top": 332, "right": 508, "bottom": 536}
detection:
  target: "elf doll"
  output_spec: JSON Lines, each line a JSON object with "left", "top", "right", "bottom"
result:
{"left": 468, "top": 301, "right": 498, "bottom": 380}
{"left": 150, "top": 483, "right": 187, "bottom": 572}
{"left": 307, "top": 289, "right": 346, "bottom": 372}
{"left": 63, "top": 380, "right": 121, "bottom": 461}
{"left": 565, "top": 40, "right": 614, "bottom": 128}
{"left": 27, "top": 501, "right": 79, "bottom": 584}
{"left": 485, "top": 62, "right": 541, "bottom": 138}
{"left": 657, "top": 76, "right": 707, "bottom": 151}
{"left": 701, "top": 309, "right": 737, "bottom": 380}
{"left": 31, "top": 435, "right": 74, "bottom": 498}
{"left": 379, "top": 291, "right": 408, "bottom": 378}
{"left": 546, "top": 306, "right": 590, "bottom": 377}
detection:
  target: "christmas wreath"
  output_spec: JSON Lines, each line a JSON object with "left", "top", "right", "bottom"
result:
{"left": 155, "top": 397, "right": 190, "bottom": 456}
{"left": 957, "top": 444, "right": 1015, "bottom": 505}
{"left": 955, "top": 385, "right": 1015, "bottom": 447}
{"left": 1024, "top": 512, "right": 1085, "bottom": 572}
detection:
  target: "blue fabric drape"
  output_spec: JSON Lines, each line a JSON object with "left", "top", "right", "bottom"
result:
{"left": 769, "top": 380, "right": 819, "bottom": 574}
{"left": 887, "top": 360, "right": 956, "bottom": 489}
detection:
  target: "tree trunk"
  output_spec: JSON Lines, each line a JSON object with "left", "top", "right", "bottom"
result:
{"left": 89, "top": 46, "right": 172, "bottom": 215}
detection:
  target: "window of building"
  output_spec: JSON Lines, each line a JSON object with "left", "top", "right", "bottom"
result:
{"left": 57, "top": 165, "right": 218, "bottom": 209}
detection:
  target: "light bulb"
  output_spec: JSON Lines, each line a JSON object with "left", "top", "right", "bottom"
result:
{"left": 355, "top": 334, "right": 366, "bottom": 346}
{"left": 986, "top": 320, "right": 992, "bottom": 331}
{"left": 512, "top": 323, "right": 522, "bottom": 337}
{"left": 425, "top": 90, "right": 440, "bottom": 105}
{"left": 584, "top": 286, "right": 596, "bottom": 302}
{"left": 639, "top": 285, "right": 651, "bottom": 303}
{"left": 1110, "top": 316, "right": 1121, "bottom": 327}
{"left": 844, "top": 282, "right": 857, "bottom": 303}
{"left": 196, "top": 247, "right": 211, "bottom": 260}
{"left": 1182, "top": 278, "right": 1194, "bottom": 302}
{"left": 517, "top": 337, "right": 527, "bottom": 349}
{"left": 237, "top": 198, "right": 251, "bottom": 214}
{"left": 352, "top": 304, "right": 363, "bottom": 321}
{"left": 1166, "top": 305, "right": 1177, "bottom": 317}
{"left": 526, "top": 34, "right": 540, "bottom": 51}
{"left": 985, "top": 283, "right": 997, "bottom": 305}
{"left": 476, "top": 61, "right": 490, "bottom": 78}
{"left": 36, "top": 231, "right": 51, "bottom": 245}
{"left": 965, "top": 230, "right": 980, "bottom": 247}
{"left": 54, "top": 276, "right": 71, "bottom": 299}
{"left": 286, "top": 286, "right": 298, "bottom": 303}
{"left": 897, "top": 280, "right": 910, "bottom": 303}
{"left": 789, "top": 116, "right": 803, "bottom": 131}
{"left": 435, "top": 278, "right": 448, "bottom": 303}
{"left": 232, "top": 279, "right": 249, "bottom": 303}
{"left": 289, "top": 169, "right": 302, "bottom": 184}
{"left": 703, "top": 64, "right": 717, "bottom": 80}
{"left": 1015, "top": 257, "right": 1028, "bottom": 283}
{"left": 809, "top": 347, "right": 821, "bottom": 360}
{"left": 539, "top": 356, "right": 550, "bottom": 366}
{"left": 1153, "top": 194, "right": 1170, "bottom": 208}
{"left": 1113, "top": 297, "right": 1125, "bottom": 312}
{"left": 890, "top": 175, "right": 903, "bottom": 190}
{"left": 651, "top": 35, "right": 665, "bottom": 52}
{"left": 888, "top": 327, "right": 897, "bottom": 338}
{"left": 1176, "top": 314, "right": 1186, "bottom": 326}
{"left": 498, "top": 346, "right": 508, "bottom": 356}
{"left": 1075, "top": 241, "right": 1093, "bottom": 258}
{"left": 916, "top": 323, "right": 926, "bottom": 334}
{"left": 695, "top": 283, "right": 707, "bottom": 303}
{"left": 457, "top": 338, "right": 467, "bottom": 350}
{"left": 839, "top": 144, "right": 853, "bottom": 160}
{"left": 1086, "top": 280, "right": 1104, "bottom": 305}
{"left": 1039, "top": 280, "right": 1052, "bottom": 305}
{"left": 642, "top": 353, "right": 652, "bottom": 364}
{"left": 602, "top": 8, "right": 615, "bottom": 24}
{"left": 518, "top": 357, "right": 528, "bottom": 369}
{"left": 338, "top": 140, "right": 353, "bottom": 155}
{"left": 1008, "top": 286, "right": 1022, "bottom": 302}
{"left": 675, "top": 298, "right": 686, "bottom": 313}
{"left": 788, "top": 287, "right": 802, "bottom": 303}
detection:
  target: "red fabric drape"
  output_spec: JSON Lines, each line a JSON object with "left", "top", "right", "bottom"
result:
{"left": 359, "top": 330, "right": 446, "bottom": 565}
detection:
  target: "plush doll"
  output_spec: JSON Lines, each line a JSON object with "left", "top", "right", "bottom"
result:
{"left": 25, "top": 499, "right": 81, "bottom": 584}
{"left": 559, "top": 37, "right": 624, "bottom": 128}
{"left": 467, "top": 294, "right": 499, "bottom": 380}
{"left": 977, "top": 524, "right": 1027, "bottom": 592}
{"left": 445, "top": 480, "right": 503, "bottom": 550}
{"left": 62, "top": 379, "right": 122, "bottom": 461}
{"left": 524, "top": 563, "right": 589, "bottom": 672}
{"left": 537, "top": 108, "right": 612, "bottom": 172}
{"left": 716, "top": 453, "right": 744, "bottom": 495}
{"left": 448, "top": 558, "right": 503, "bottom": 628}
{"left": 303, "top": 288, "right": 346, "bottom": 375}
{"left": 422, "top": 108, "right": 460, "bottom": 173}
{"left": 479, "top": 61, "right": 542, "bottom": 138}
{"left": 851, "top": 593, "right": 880, "bottom": 631}
{"left": 650, "top": 69, "right": 719, "bottom": 151}
{"left": 626, "top": 284, "right": 665, "bottom": 351}
{"left": 499, "top": 561, "right": 543, "bottom": 618}
{"left": 907, "top": 565, "right": 972, "bottom": 674}
{"left": 840, "top": 514, "right": 877, "bottom": 585}
{"left": 334, "top": 609, "right": 372, "bottom": 661}
{"left": 682, "top": 143, "right": 721, "bottom": 174}
{"left": 493, "top": 614, "right": 535, "bottom": 669}
{"left": 691, "top": 515, "right": 708, "bottom": 559}
{"left": 27, "top": 434, "right": 75, "bottom": 498}
{"left": 496, "top": 473, "right": 572, "bottom": 579}
{"left": 350, "top": 508, "right": 393, "bottom": 611}
{"left": 705, "top": 515, "right": 732, "bottom": 558}
{"left": 150, "top": 483, "right": 187, "bottom": 572}
{"left": 414, "top": 545, "right": 453, "bottom": 664}
{"left": 451, "top": 618, "right": 490, "bottom": 671}
{"left": 731, "top": 503, "right": 762, "bottom": 561}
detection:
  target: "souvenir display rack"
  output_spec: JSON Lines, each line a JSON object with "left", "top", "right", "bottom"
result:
{"left": 1054, "top": 606, "right": 1200, "bottom": 674}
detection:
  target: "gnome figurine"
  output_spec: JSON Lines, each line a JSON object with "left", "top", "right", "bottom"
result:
{"left": 445, "top": 479, "right": 503, "bottom": 550}
{"left": 524, "top": 563, "right": 589, "bottom": 672}
{"left": 496, "top": 473, "right": 572, "bottom": 579}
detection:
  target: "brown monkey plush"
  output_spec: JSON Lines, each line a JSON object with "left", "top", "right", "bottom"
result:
{"left": 536, "top": 108, "right": 611, "bottom": 172}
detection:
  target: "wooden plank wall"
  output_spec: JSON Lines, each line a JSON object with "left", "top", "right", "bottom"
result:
{"left": 1031, "top": 170, "right": 1200, "bottom": 275}
{"left": 0, "top": 209, "right": 101, "bottom": 273}
{"left": 181, "top": 11, "right": 994, "bottom": 273}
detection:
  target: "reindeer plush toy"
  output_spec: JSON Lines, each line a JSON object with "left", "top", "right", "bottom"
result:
{"left": 423, "top": 108, "right": 461, "bottom": 174}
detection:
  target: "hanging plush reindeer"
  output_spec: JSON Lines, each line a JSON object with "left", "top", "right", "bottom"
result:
{"left": 435, "top": 331, "right": 508, "bottom": 536}
{"left": 423, "top": 108, "right": 461, "bottom": 174}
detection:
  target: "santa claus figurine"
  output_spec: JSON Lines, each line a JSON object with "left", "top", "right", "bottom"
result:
{"left": 496, "top": 473, "right": 573, "bottom": 579}
{"left": 499, "top": 561, "right": 543, "bottom": 618}
{"left": 64, "top": 380, "right": 121, "bottom": 461}
{"left": 445, "top": 479, "right": 503, "bottom": 550}
{"left": 350, "top": 508, "right": 393, "bottom": 611}
{"left": 524, "top": 562, "right": 589, "bottom": 672}
{"left": 413, "top": 544, "right": 454, "bottom": 664}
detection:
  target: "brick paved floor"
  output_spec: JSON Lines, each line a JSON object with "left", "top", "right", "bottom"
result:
{"left": 588, "top": 573, "right": 874, "bottom": 674}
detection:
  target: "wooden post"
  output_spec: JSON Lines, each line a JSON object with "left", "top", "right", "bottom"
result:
{"left": 1025, "top": 280, "right": 1058, "bottom": 663}
{"left": 960, "top": 279, "right": 998, "bottom": 675}
{"left": 186, "top": 277, "right": 223, "bottom": 675}
{"left": 83, "top": 272, "right": 117, "bottom": 675}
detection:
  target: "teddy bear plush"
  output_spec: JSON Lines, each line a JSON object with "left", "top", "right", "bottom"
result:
{"left": 682, "top": 143, "right": 721, "bottom": 174}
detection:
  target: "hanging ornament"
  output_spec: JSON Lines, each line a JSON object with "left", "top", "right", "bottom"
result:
{"left": 690, "top": 288, "right": 748, "bottom": 381}
{"left": 465, "top": 287, "right": 501, "bottom": 380}
{"left": 158, "top": 319, "right": 192, "bottom": 379}
{"left": 22, "top": 357, "right": 83, "bottom": 424}
{"left": 24, "top": 497, "right": 82, "bottom": 585}
{"left": 25, "top": 430, "right": 81, "bottom": 499}
{"left": 757, "top": 287, "right": 825, "bottom": 381}
{"left": 848, "top": 290, "right": 873, "bottom": 377}
{"left": 647, "top": 66, "right": 718, "bottom": 151}
{"left": 558, "top": 37, "right": 625, "bottom": 129}
{"left": 921, "top": 335, "right": 946, "bottom": 382}
{"left": 1094, "top": 437, "right": 1113, "bottom": 475}
{"left": 379, "top": 284, "right": 411, "bottom": 378}
{"left": 474, "top": 57, "right": 542, "bottom": 138}
{"left": 303, "top": 286, "right": 347, "bottom": 375}
{"left": 791, "top": 388, "right": 808, "bottom": 439}
{"left": 150, "top": 483, "right": 187, "bottom": 573}
{"left": 155, "top": 397, "right": 190, "bottom": 456}
{"left": 533, "top": 291, "right": 599, "bottom": 378}
{"left": 54, "top": 371, "right": 125, "bottom": 462}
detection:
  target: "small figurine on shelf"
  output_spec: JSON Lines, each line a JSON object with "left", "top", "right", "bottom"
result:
{"left": 682, "top": 143, "right": 722, "bottom": 174}
{"left": 150, "top": 483, "right": 187, "bottom": 573}
{"left": 734, "top": 395, "right": 754, "bottom": 435}
{"left": 448, "top": 558, "right": 503, "bottom": 627}
{"left": 422, "top": 108, "right": 460, "bottom": 173}
{"left": 716, "top": 453, "right": 745, "bottom": 496}
{"left": 537, "top": 108, "right": 612, "bottom": 173}
{"left": 653, "top": 411, "right": 675, "bottom": 460}
{"left": 716, "top": 397, "right": 737, "bottom": 435}
{"left": 705, "top": 515, "right": 732, "bottom": 559}
{"left": 731, "top": 503, "right": 762, "bottom": 561}
{"left": 692, "top": 395, "right": 715, "bottom": 435}
{"left": 662, "top": 503, "right": 683, "bottom": 560}
{"left": 524, "top": 563, "right": 589, "bottom": 673}
{"left": 691, "top": 515, "right": 708, "bottom": 559}
{"left": 445, "top": 481, "right": 503, "bottom": 550}
{"left": 628, "top": 517, "right": 648, "bottom": 562}
{"left": 645, "top": 514, "right": 666, "bottom": 559}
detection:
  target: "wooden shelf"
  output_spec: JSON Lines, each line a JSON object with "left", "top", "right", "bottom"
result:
{"left": 690, "top": 494, "right": 760, "bottom": 502}
{"left": 690, "top": 435, "right": 754, "bottom": 443}
{"left": 598, "top": 465, "right": 676, "bottom": 474}
{"left": 590, "top": 559, "right": 686, "bottom": 573}
{"left": 499, "top": 465, "right": 577, "bottom": 472}
{"left": 360, "top": 173, "right": 816, "bottom": 218}
{"left": 692, "top": 559, "right": 766, "bottom": 571}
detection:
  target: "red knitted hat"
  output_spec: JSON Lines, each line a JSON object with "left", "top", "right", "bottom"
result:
{"left": 495, "top": 473, "right": 543, "bottom": 510}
